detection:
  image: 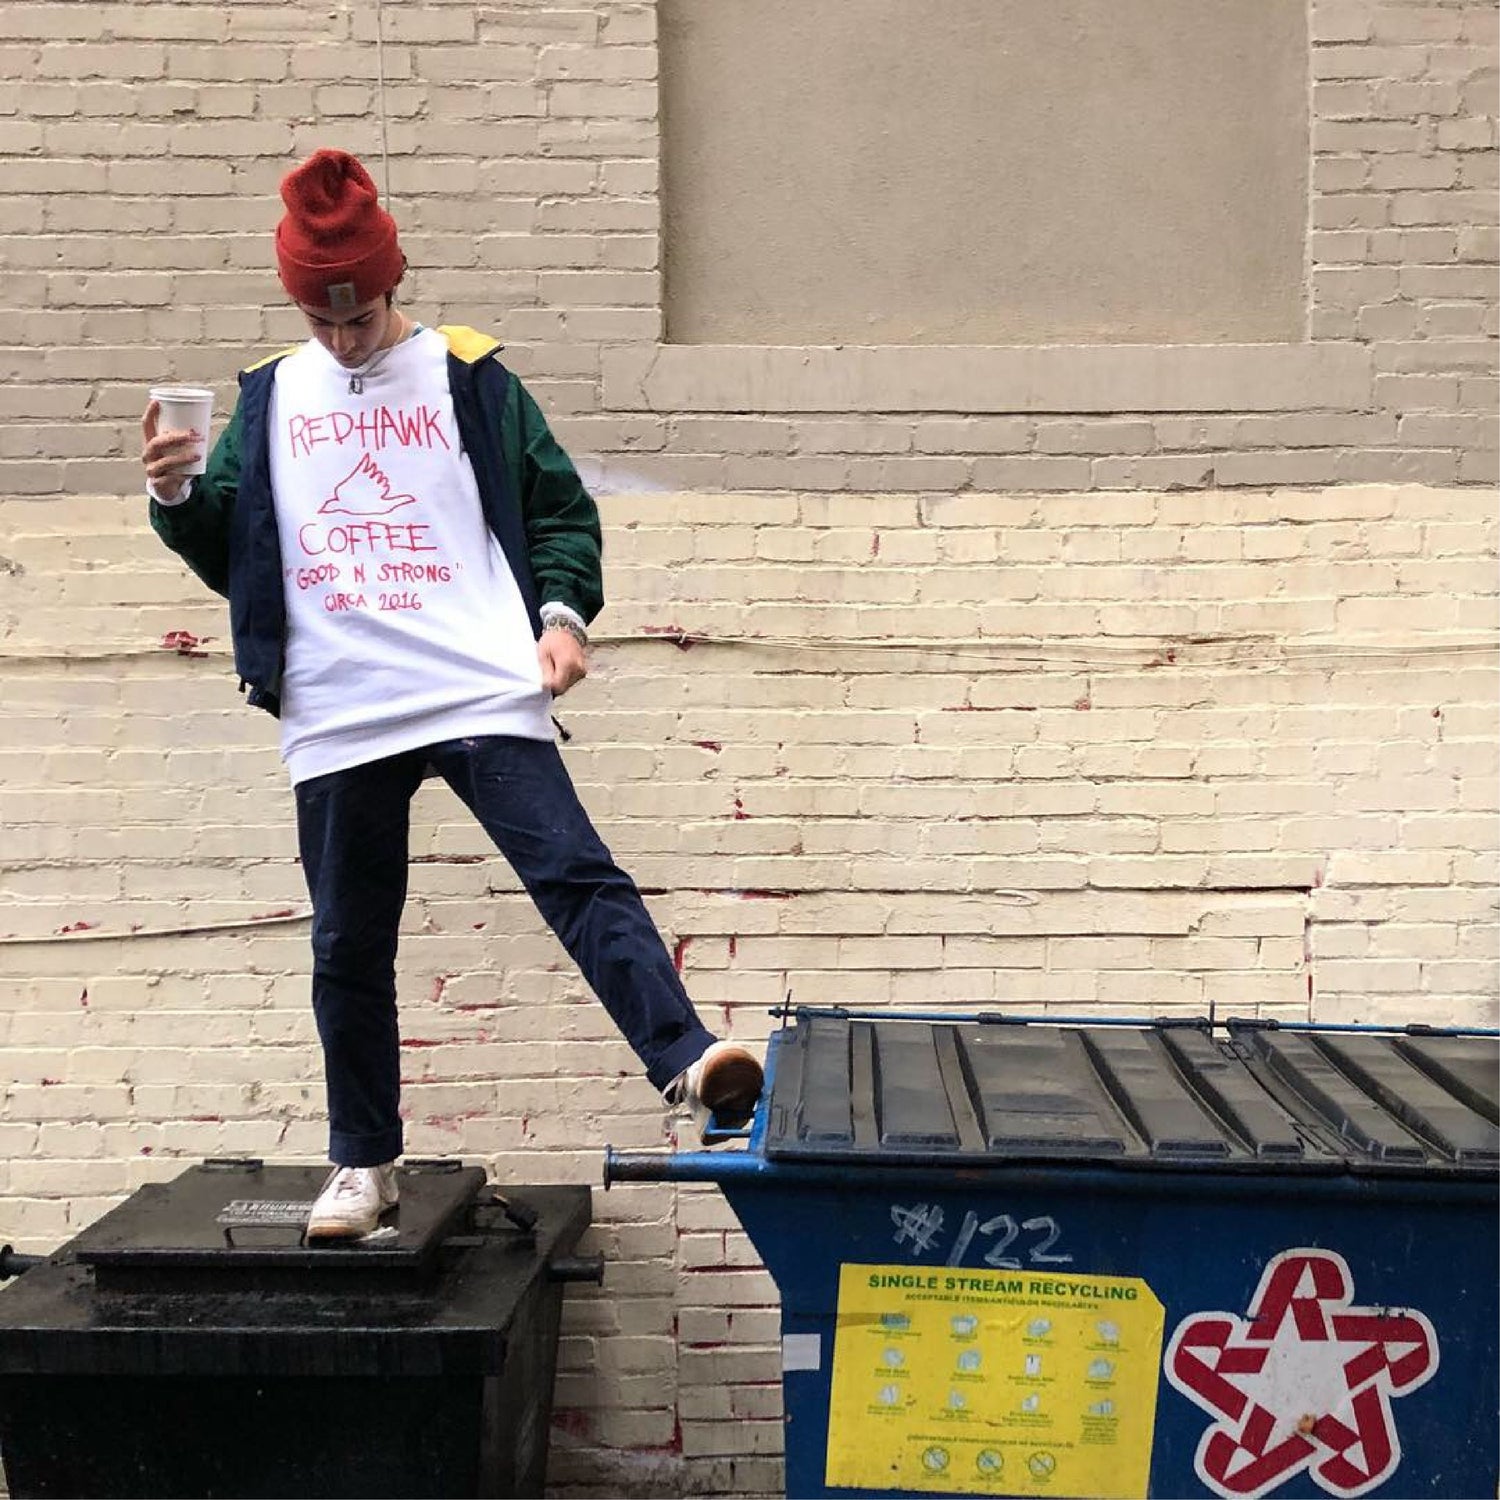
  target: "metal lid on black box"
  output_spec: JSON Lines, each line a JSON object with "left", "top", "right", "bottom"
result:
{"left": 72, "top": 1159, "right": 487, "bottom": 1291}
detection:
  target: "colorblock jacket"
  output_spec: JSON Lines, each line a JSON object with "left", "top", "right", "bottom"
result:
{"left": 149, "top": 325, "right": 603, "bottom": 718}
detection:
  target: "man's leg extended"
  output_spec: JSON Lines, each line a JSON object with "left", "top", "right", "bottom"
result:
{"left": 295, "top": 752, "right": 426, "bottom": 1168}
{"left": 429, "top": 735, "right": 722, "bottom": 1094}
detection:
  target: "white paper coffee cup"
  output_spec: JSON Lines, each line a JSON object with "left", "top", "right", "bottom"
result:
{"left": 149, "top": 386, "right": 214, "bottom": 477}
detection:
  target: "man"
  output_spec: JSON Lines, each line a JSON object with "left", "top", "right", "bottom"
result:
{"left": 139, "top": 149, "right": 761, "bottom": 1239}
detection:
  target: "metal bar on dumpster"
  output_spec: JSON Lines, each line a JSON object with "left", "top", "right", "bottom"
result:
{"left": 601, "top": 1148, "right": 1493, "bottom": 1206}
{"left": 767, "top": 1004, "right": 1499, "bottom": 1038}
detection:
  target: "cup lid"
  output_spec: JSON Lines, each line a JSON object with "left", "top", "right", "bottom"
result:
{"left": 149, "top": 386, "right": 214, "bottom": 402}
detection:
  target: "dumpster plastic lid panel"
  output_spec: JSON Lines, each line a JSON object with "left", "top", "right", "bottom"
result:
{"left": 763, "top": 1015, "right": 1499, "bottom": 1176}
{"left": 1237, "top": 1028, "right": 1500, "bottom": 1172}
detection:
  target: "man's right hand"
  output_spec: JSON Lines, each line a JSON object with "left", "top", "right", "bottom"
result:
{"left": 140, "top": 400, "right": 201, "bottom": 504}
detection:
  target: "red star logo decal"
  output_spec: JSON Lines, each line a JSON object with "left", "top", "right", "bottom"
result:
{"left": 1165, "top": 1248, "right": 1438, "bottom": 1498}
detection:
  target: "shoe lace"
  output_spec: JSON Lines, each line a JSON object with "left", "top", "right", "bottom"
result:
{"left": 329, "top": 1169, "right": 367, "bottom": 1201}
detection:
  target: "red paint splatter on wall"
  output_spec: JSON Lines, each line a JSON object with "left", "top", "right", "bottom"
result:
{"left": 642, "top": 624, "right": 701, "bottom": 650}
{"left": 160, "top": 629, "right": 209, "bottom": 658}
{"left": 551, "top": 1409, "right": 591, "bottom": 1439}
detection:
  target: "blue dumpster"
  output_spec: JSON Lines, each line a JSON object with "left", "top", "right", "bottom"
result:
{"left": 608, "top": 1009, "right": 1499, "bottom": 1500}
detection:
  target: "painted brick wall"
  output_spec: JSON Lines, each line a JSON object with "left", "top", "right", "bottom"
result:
{"left": 2, "top": 483, "right": 1496, "bottom": 1494}
{"left": 0, "top": 0, "right": 1494, "bottom": 491}
{"left": 0, "top": 2, "right": 1496, "bottom": 1496}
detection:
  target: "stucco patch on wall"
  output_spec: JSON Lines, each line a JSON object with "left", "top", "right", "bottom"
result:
{"left": 660, "top": 0, "right": 1309, "bottom": 344}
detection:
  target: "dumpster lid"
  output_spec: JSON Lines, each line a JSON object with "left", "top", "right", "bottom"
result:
{"left": 763, "top": 1013, "right": 1500, "bottom": 1176}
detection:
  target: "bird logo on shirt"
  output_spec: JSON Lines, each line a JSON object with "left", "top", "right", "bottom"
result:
{"left": 319, "top": 453, "right": 417, "bottom": 517}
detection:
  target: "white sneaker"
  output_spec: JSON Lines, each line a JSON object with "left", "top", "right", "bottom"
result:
{"left": 669, "top": 1041, "right": 764, "bottom": 1136}
{"left": 305, "top": 1163, "right": 399, "bottom": 1241}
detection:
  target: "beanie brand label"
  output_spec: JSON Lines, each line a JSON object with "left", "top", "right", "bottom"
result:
{"left": 326, "top": 281, "right": 358, "bottom": 309}
{"left": 287, "top": 403, "right": 452, "bottom": 460}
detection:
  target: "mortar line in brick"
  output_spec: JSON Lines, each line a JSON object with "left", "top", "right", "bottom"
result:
{"left": 1303, "top": 0, "right": 1317, "bottom": 341}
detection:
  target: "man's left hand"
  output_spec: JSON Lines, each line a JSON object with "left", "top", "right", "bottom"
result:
{"left": 538, "top": 628, "right": 587, "bottom": 696}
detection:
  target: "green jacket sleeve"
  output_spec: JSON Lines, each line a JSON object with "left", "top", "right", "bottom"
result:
{"left": 506, "top": 378, "right": 604, "bottom": 624}
{"left": 148, "top": 397, "right": 244, "bottom": 600}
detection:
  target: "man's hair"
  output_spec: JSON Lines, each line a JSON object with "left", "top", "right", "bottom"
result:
{"left": 384, "top": 257, "right": 409, "bottom": 307}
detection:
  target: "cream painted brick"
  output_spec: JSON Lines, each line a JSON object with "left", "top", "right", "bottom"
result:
{"left": 539, "top": 44, "right": 656, "bottom": 80}
{"left": 1202, "top": 970, "right": 1309, "bottom": 1009}
{"left": 600, "top": 7, "right": 656, "bottom": 45}
{"left": 912, "top": 418, "right": 1034, "bottom": 453}
{"left": 846, "top": 456, "right": 972, "bottom": 491}
{"left": 970, "top": 456, "right": 1093, "bottom": 491}
{"left": 1329, "top": 850, "right": 1457, "bottom": 884}
{"left": 1457, "top": 225, "right": 1500, "bottom": 260}
{"left": 1373, "top": 82, "right": 1466, "bottom": 121}
{"left": 1419, "top": 303, "right": 1493, "bottom": 339}
{"left": 668, "top": 418, "right": 794, "bottom": 455}
{"left": 1095, "top": 454, "right": 1221, "bottom": 490}
{"left": 1314, "top": 159, "right": 1369, "bottom": 197}
{"left": 535, "top": 117, "right": 657, "bottom": 157}
{"left": 479, "top": 10, "right": 597, "bottom": 44}
{"left": 1312, "top": 194, "right": 1392, "bottom": 232}
{"left": 1421, "top": 959, "right": 1499, "bottom": 994}
{"left": 1438, "top": 117, "right": 1499, "bottom": 151}
{"left": 1373, "top": 8, "right": 1465, "bottom": 45}
{"left": 1374, "top": 373, "right": 1463, "bottom": 409}
{"left": 545, "top": 80, "right": 657, "bottom": 118}
{"left": 0, "top": 0, "right": 1495, "bottom": 1471}
{"left": 792, "top": 419, "right": 912, "bottom": 455}
{"left": 1317, "top": 958, "right": 1427, "bottom": 993}
{"left": 285, "top": 45, "right": 413, "bottom": 82}
{"left": 1311, "top": 3, "right": 1372, "bottom": 44}
{"left": 1371, "top": 156, "right": 1462, "bottom": 193}
{"left": 228, "top": 10, "right": 344, "bottom": 43}
{"left": 1314, "top": 43, "right": 1429, "bottom": 82}
{"left": 1392, "top": 190, "right": 1500, "bottom": 228}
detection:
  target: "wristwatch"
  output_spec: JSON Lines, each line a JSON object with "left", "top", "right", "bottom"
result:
{"left": 542, "top": 614, "right": 588, "bottom": 648}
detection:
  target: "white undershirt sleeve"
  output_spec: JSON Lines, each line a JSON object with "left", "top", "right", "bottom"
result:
{"left": 147, "top": 477, "right": 194, "bottom": 507}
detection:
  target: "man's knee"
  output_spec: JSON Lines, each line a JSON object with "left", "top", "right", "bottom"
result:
{"left": 311, "top": 921, "right": 399, "bottom": 977}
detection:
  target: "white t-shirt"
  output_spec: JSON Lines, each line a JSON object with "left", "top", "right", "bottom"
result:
{"left": 267, "top": 328, "right": 554, "bottom": 785}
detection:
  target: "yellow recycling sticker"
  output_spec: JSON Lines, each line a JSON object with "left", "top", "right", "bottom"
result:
{"left": 826, "top": 1264, "right": 1165, "bottom": 1497}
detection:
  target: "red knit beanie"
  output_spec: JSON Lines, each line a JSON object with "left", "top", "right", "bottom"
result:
{"left": 274, "top": 149, "right": 403, "bottom": 309}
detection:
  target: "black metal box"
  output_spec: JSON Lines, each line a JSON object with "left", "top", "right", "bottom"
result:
{"left": 0, "top": 1160, "right": 592, "bottom": 1499}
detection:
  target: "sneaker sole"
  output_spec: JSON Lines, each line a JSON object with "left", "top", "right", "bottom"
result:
{"left": 305, "top": 1220, "right": 376, "bottom": 1242}
{"left": 698, "top": 1053, "right": 764, "bottom": 1123}
{"left": 305, "top": 1197, "right": 399, "bottom": 1242}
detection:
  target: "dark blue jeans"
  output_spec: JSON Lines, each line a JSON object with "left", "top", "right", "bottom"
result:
{"left": 294, "top": 735, "right": 716, "bottom": 1166}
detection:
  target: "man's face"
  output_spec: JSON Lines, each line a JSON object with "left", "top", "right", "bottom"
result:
{"left": 296, "top": 294, "right": 394, "bottom": 369}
